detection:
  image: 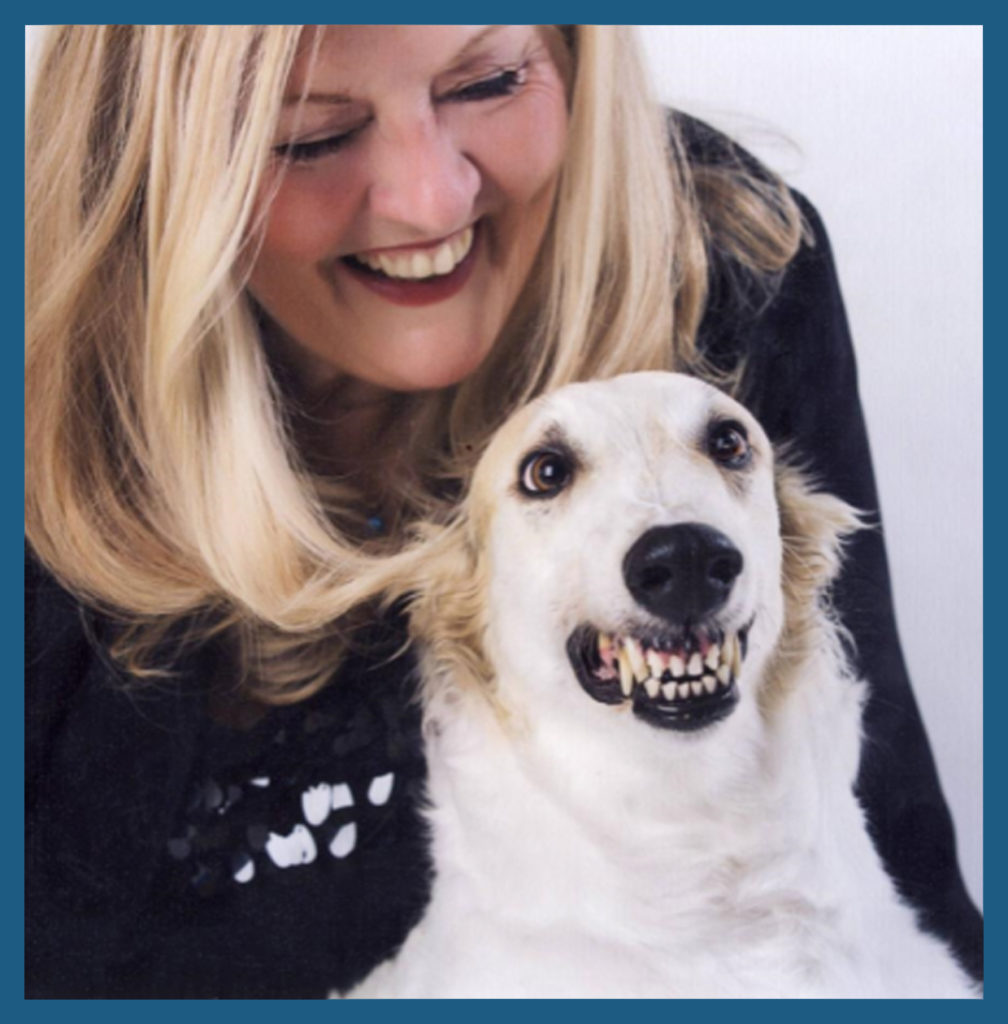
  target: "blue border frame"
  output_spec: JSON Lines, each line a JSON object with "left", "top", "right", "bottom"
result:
{"left": 16, "top": 6, "right": 993, "bottom": 1016}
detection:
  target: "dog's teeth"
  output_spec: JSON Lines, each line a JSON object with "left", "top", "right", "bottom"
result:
{"left": 644, "top": 675, "right": 660, "bottom": 699}
{"left": 669, "top": 654, "right": 685, "bottom": 678}
{"left": 662, "top": 682, "right": 677, "bottom": 700}
{"left": 703, "top": 674, "right": 718, "bottom": 694}
{"left": 677, "top": 683, "right": 691, "bottom": 699}
{"left": 687, "top": 652, "right": 702, "bottom": 677}
{"left": 730, "top": 634, "right": 742, "bottom": 677}
{"left": 625, "top": 638, "right": 648, "bottom": 682}
{"left": 617, "top": 648, "right": 634, "bottom": 697}
{"left": 598, "top": 632, "right": 613, "bottom": 658}
{"left": 645, "top": 649, "right": 665, "bottom": 678}
{"left": 716, "top": 663, "right": 731, "bottom": 685}
{"left": 705, "top": 644, "right": 720, "bottom": 670}
{"left": 691, "top": 680, "right": 704, "bottom": 697}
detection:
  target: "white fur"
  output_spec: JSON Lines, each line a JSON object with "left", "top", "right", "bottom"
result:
{"left": 344, "top": 373, "right": 977, "bottom": 999}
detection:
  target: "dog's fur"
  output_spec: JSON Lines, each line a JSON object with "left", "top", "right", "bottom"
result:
{"left": 346, "top": 373, "right": 977, "bottom": 998}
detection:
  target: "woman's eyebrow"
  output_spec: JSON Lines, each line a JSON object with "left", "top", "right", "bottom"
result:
{"left": 449, "top": 24, "right": 506, "bottom": 64}
{"left": 282, "top": 25, "right": 508, "bottom": 106}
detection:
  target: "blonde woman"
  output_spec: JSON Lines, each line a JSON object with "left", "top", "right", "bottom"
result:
{"left": 25, "top": 26, "right": 981, "bottom": 997}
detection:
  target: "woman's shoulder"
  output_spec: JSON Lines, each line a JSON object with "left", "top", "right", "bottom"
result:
{"left": 674, "top": 116, "right": 862, "bottom": 486}
{"left": 25, "top": 547, "right": 185, "bottom": 720}
{"left": 25, "top": 546, "right": 97, "bottom": 750}
{"left": 26, "top": 545, "right": 429, "bottom": 997}
{"left": 672, "top": 114, "right": 837, "bottom": 343}
{"left": 673, "top": 111, "right": 836, "bottom": 357}
{"left": 674, "top": 109, "right": 773, "bottom": 181}
{"left": 25, "top": 546, "right": 206, "bottom": 806}
{"left": 26, "top": 544, "right": 90, "bottom": 674}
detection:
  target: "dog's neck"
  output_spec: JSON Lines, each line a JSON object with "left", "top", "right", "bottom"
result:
{"left": 417, "top": 634, "right": 865, "bottom": 937}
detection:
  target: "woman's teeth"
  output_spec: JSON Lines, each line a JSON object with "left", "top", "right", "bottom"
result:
{"left": 354, "top": 226, "right": 474, "bottom": 280}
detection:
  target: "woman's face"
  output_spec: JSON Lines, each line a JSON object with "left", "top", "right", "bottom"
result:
{"left": 248, "top": 25, "right": 570, "bottom": 399}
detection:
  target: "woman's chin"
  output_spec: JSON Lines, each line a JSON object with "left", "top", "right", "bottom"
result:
{"left": 376, "top": 343, "right": 495, "bottom": 393}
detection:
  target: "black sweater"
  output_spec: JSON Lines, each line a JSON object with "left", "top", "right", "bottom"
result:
{"left": 25, "top": 128, "right": 983, "bottom": 999}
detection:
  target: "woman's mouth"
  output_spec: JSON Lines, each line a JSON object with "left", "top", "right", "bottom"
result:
{"left": 340, "top": 225, "right": 478, "bottom": 306}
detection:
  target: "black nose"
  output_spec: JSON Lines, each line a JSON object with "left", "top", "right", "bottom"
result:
{"left": 622, "top": 523, "right": 743, "bottom": 623}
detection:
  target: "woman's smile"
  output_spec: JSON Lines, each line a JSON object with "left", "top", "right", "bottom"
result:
{"left": 247, "top": 25, "right": 570, "bottom": 395}
{"left": 338, "top": 223, "right": 479, "bottom": 306}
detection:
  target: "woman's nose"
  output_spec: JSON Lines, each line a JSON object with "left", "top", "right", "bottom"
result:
{"left": 366, "top": 116, "right": 480, "bottom": 237}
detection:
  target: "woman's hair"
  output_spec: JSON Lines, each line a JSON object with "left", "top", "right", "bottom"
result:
{"left": 26, "top": 26, "right": 803, "bottom": 701}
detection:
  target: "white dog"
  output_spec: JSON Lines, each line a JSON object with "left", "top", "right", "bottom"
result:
{"left": 345, "top": 372, "right": 977, "bottom": 999}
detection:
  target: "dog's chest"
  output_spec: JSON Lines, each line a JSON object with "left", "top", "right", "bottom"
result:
{"left": 365, "top": 828, "right": 880, "bottom": 998}
{"left": 412, "top": 744, "right": 879, "bottom": 997}
{"left": 352, "top": 654, "right": 972, "bottom": 997}
{"left": 345, "top": 703, "right": 973, "bottom": 998}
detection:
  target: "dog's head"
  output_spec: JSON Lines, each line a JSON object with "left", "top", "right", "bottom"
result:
{"left": 411, "top": 372, "right": 859, "bottom": 748}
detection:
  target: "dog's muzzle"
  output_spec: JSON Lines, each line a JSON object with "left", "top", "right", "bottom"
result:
{"left": 567, "top": 523, "right": 748, "bottom": 731}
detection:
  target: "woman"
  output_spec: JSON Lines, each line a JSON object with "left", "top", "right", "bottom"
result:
{"left": 25, "top": 25, "right": 981, "bottom": 997}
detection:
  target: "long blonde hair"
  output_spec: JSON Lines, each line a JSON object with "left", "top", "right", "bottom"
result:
{"left": 25, "top": 26, "right": 802, "bottom": 701}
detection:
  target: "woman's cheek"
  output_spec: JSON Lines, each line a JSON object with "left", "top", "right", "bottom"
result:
{"left": 256, "top": 169, "right": 360, "bottom": 261}
{"left": 474, "top": 91, "right": 568, "bottom": 200}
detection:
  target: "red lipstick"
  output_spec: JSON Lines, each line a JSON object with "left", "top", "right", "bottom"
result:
{"left": 340, "top": 225, "right": 479, "bottom": 307}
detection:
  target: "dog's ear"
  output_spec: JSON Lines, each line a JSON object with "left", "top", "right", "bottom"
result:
{"left": 765, "top": 462, "right": 865, "bottom": 706}
{"left": 402, "top": 513, "right": 494, "bottom": 693}
{"left": 775, "top": 462, "right": 864, "bottom": 596}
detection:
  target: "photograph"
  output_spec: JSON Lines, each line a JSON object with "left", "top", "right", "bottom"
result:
{"left": 25, "top": 24, "right": 982, "bottom": 998}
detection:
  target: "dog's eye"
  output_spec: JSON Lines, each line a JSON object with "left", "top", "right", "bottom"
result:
{"left": 707, "top": 420, "right": 752, "bottom": 469}
{"left": 519, "top": 449, "right": 574, "bottom": 498}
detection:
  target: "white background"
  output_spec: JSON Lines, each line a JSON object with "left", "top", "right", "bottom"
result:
{"left": 26, "top": 26, "right": 983, "bottom": 909}
{"left": 638, "top": 25, "right": 982, "bottom": 909}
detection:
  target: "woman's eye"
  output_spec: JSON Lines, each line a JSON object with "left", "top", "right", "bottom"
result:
{"left": 273, "top": 125, "right": 365, "bottom": 164}
{"left": 272, "top": 64, "right": 528, "bottom": 164}
{"left": 445, "top": 64, "right": 528, "bottom": 103}
{"left": 707, "top": 420, "right": 752, "bottom": 469}
{"left": 519, "top": 449, "right": 574, "bottom": 498}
